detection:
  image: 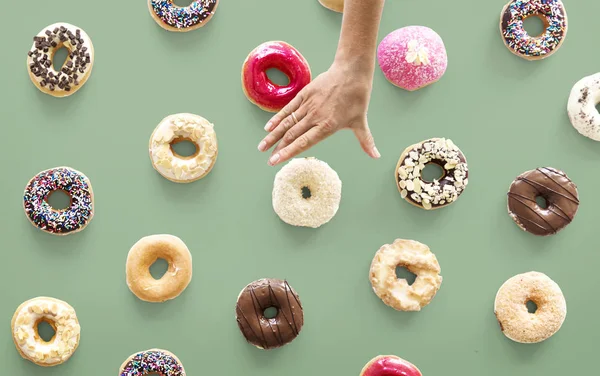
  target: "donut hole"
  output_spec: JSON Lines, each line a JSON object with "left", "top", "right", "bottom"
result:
{"left": 526, "top": 300, "right": 538, "bottom": 314}
{"left": 395, "top": 265, "right": 417, "bottom": 286}
{"left": 149, "top": 258, "right": 169, "bottom": 280}
{"left": 266, "top": 68, "right": 290, "bottom": 86}
{"left": 535, "top": 195, "right": 548, "bottom": 209}
{"left": 523, "top": 15, "right": 547, "bottom": 38}
{"left": 595, "top": 102, "right": 600, "bottom": 115}
{"left": 421, "top": 163, "right": 445, "bottom": 182}
{"left": 301, "top": 186, "right": 312, "bottom": 199}
{"left": 46, "top": 189, "right": 71, "bottom": 211}
{"left": 263, "top": 306, "right": 278, "bottom": 319}
{"left": 52, "top": 45, "right": 69, "bottom": 72}
{"left": 36, "top": 319, "right": 56, "bottom": 342}
{"left": 170, "top": 137, "right": 199, "bottom": 159}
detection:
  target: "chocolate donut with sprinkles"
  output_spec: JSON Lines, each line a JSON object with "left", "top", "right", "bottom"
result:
{"left": 119, "top": 349, "right": 186, "bottom": 376}
{"left": 499, "top": 0, "right": 567, "bottom": 60}
{"left": 23, "top": 167, "right": 94, "bottom": 236}
{"left": 148, "top": 0, "right": 218, "bottom": 32}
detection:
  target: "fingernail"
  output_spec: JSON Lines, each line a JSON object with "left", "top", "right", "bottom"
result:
{"left": 373, "top": 147, "right": 381, "bottom": 158}
{"left": 264, "top": 122, "right": 272, "bottom": 131}
{"left": 269, "top": 153, "right": 280, "bottom": 165}
{"left": 258, "top": 141, "right": 266, "bottom": 152}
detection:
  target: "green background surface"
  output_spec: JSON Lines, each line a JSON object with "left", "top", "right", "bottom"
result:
{"left": 0, "top": 0, "right": 598, "bottom": 375}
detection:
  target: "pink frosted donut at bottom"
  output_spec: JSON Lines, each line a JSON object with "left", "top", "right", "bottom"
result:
{"left": 377, "top": 26, "right": 448, "bottom": 91}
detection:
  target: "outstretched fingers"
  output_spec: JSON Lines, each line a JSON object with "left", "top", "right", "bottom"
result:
{"left": 353, "top": 123, "right": 381, "bottom": 159}
{"left": 258, "top": 106, "right": 307, "bottom": 152}
{"left": 264, "top": 92, "right": 304, "bottom": 132}
{"left": 268, "top": 126, "right": 330, "bottom": 166}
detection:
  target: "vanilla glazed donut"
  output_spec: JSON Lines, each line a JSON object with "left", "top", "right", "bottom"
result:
{"left": 149, "top": 113, "right": 218, "bottom": 183}
{"left": 242, "top": 41, "right": 311, "bottom": 112}
{"left": 494, "top": 271, "right": 566, "bottom": 343}
{"left": 499, "top": 0, "right": 567, "bottom": 61}
{"left": 567, "top": 72, "right": 600, "bottom": 141}
{"left": 272, "top": 157, "right": 341, "bottom": 228}
{"left": 396, "top": 138, "right": 468, "bottom": 210}
{"left": 11, "top": 297, "right": 80, "bottom": 366}
{"left": 318, "top": 0, "right": 344, "bottom": 13}
{"left": 23, "top": 166, "right": 94, "bottom": 236}
{"left": 119, "top": 349, "right": 186, "bottom": 376}
{"left": 360, "top": 355, "right": 422, "bottom": 376}
{"left": 27, "top": 23, "right": 94, "bottom": 97}
{"left": 126, "top": 234, "right": 192, "bottom": 303}
{"left": 370, "top": 239, "right": 442, "bottom": 311}
{"left": 148, "top": 0, "right": 218, "bottom": 32}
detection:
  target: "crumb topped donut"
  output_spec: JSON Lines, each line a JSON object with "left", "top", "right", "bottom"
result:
{"left": 148, "top": 0, "right": 218, "bottom": 32}
{"left": 126, "top": 234, "right": 192, "bottom": 303}
{"left": 567, "top": 72, "right": 600, "bottom": 141}
{"left": 27, "top": 23, "right": 94, "bottom": 97}
{"left": 119, "top": 349, "right": 186, "bottom": 376}
{"left": 149, "top": 113, "right": 218, "bottom": 183}
{"left": 494, "top": 271, "right": 567, "bottom": 343}
{"left": 396, "top": 138, "right": 468, "bottom": 210}
{"left": 370, "top": 239, "right": 442, "bottom": 311}
{"left": 360, "top": 355, "right": 422, "bottom": 376}
{"left": 272, "top": 157, "right": 342, "bottom": 228}
{"left": 11, "top": 297, "right": 80, "bottom": 366}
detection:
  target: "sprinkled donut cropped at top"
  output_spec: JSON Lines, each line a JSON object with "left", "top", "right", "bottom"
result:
{"left": 567, "top": 72, "right": 600, "bottom": 141}
{"left": 27, "top": 23, "right": 94, "bottom": 97}
{"left": 499, "top": 0, "right": 567, "bottom": 60}
{"left": 148, "top": 0, "right": 218, "bottom": 32}
{"left": 119, "top": 349, "right": 186, "bottom": 376}
{"left": 360, "top": 355, "right": 422, "bottom": 376}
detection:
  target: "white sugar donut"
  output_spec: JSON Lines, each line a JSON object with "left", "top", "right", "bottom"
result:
{"left": 567, "top": 72, "right": 600, "bottom": 141}
{"left": 149, "top": 113, "right": 218, "bottom": 183}
{"left": 272, "top": 157, "right": 342, "bottom": 228}
{"left": 11, "top": 297, "right": 81, "bottom": 366}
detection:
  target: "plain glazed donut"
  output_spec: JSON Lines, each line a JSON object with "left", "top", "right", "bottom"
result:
{"left": 148, "top": 0, "right": 218, "bottom": 32}
{"left": 494, "top": 271, "right": 567, "bottom": 343}
{"left": 11, "top": 297, "right": 80, "bottom": 366}
{"left": 242, "top": 41, "right": 311, "bottom": 112}
{"left": 370, "top": 239, "right": 442, "bottom": 312}
{"left": 149, "top": 113, "right": 218, "bottom": 183}
{"left": 272, "top": 157, "right": 342, "bottom": 228}
{"left": 507, "top": 167, "right": 579, "bottom": 236}
{"left": 23, "top": 166, "right": 94, "bottom": 235}
{"left": 235, "top": 278, "right": 304, "bottom": 349}
{"left": 318, "top": 0, "right": 344, "bottom": 13}
{"left": 119, "top": 349, "right": 186, "bottom": 376}
{"left": 360, "top": 355, "right": 422, "bottom": 376}
{"left": 126, "top": 234, "right": 192, "bottom": 303}
{"left": 567, "top": 72, "right": 600, "bottom": 141}
{"left": 499, "top": 0, "right": 567, "bottom": 60}
{"left": 396, "top": 138, "right": 468, "bottom": 210}
{"left": 27, "top": 23, "right": 94, "bottom": 97}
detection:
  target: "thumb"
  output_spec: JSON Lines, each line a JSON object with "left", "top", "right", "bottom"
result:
{"left": 353, "top": 123, "right": 381, "bottom": 159}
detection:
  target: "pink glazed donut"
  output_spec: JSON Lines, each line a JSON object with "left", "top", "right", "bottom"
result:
{"left": 377, "top": 26, "right": 448, "bottom": 91}
{"left": 242, "top": 41, "right": 311, "bottom": 112}
{"left": 360, "top": 355, "right": 422, "bottom": 376}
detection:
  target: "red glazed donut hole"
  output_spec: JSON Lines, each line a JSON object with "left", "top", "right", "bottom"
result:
{"left": 242, "top": 41, "right": 311, "bottom": 112}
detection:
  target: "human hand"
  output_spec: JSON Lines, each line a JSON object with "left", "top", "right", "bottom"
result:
{"left": 257, "top": 61, "right": 381, "bottom": 166}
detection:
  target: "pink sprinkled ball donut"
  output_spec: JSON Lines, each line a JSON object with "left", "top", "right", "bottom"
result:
{"left": 377, "top": 26, "right": 448, "bottom": 91}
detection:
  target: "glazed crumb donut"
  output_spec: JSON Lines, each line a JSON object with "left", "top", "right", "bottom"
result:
{"left": 567, "top": 72, "right": 600, "bottom": 141}
{"left": 318, "top": 0, "right": 344, "bottom": 12}
{"left": 148, "top": 0, "right": 218, "bottom": 32}
{"left": 272, "top": 157, "right": 342, "bottom": 228}
{"left": 27, "top": 23, "right": 94, "bottom": 97}
{"left": 119, "top": 349, "right": 186, "bottom": 376}
{"left": 126, "top": 234, "right": 192, "bottom": 303}
{"left": 494, "top": 271, "right": 567, "bottom": 343}
{"left": 11, "top": 297, "right": 80, "bottom": 366}
{"left": 23, "top": 166, "right": 94, "bottom": 235}
{"left": 242, "top": 41, "right": 311, "bottom": 112}
{"left": 149, "top": 113, "right": 218, "bottom": 183}
{"left": 396, "top": 138, "right": 468, "bottom": 210}
{"left": 360, "top": 355, "right": 422, "bottom": 376}
{"left": 235, "top": 278, "right": 304, "bottom": 349}
{"left": 370, "top": 239, "right": 442, "bottom": 311}
{"left": 507, "top": 167, "right": 579, "bottom": 236}
{"left": 500, "top": 0, "right": 567, "bottom": 60}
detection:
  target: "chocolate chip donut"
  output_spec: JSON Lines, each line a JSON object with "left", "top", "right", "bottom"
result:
{"left": 507, "top": 167, "right": 579, "bottom": 236}
{"left": 235, "top": 278, "right": 303, "bottom": 349}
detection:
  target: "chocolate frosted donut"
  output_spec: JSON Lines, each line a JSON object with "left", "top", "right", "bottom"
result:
{"left": 507, "top": 167, "right": 579, "bottom": 236}
{"left": 235, "top": 278, "right": 303, "bottom": 349}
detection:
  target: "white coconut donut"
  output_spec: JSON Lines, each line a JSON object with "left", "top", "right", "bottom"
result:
{"left": 149, "top": 113, "right": 218, "bottom": 183}
{"left": 11, "top": 297, "right": 81, "bottom": 366}
{"left": 494, "top": 271, "right": 567, "bottom": 343}
{"left": 567, "top": 72, "right": 600, "bottom": 141}
{"left": 272, "top": 157, "right": 342, "bottom": 228}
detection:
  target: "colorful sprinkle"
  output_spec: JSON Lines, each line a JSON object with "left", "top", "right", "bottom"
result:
{"left": 150, "top": 0, "right": 217, "bottom": 29}
{"left": 120, "top": 350, "right": 185, "bottom": 376}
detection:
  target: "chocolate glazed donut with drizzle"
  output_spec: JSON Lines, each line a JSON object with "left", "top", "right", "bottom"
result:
{"left": 507, "top": 167, "right": 579, "bottom": 236}
{"left": 235, "top": 278, "right": 303, "bottom": 349}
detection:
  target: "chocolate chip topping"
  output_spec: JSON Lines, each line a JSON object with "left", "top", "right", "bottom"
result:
{"left": 235, "top": 279, "right": 303, "bottom": 349}
{"left": 507, "top": 167, "right": 579, "bottom": 236}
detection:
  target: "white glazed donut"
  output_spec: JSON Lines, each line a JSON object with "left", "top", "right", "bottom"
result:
{"left": 149, "top": 113, "right": 218, "bottom": 183}
{"left": 11, "top": 297, "right": 81, "bottom": 366}
{"left": 272, "top": 157, "right": 342, "bottom": 228}
{"left": 567, "top": 72, "right": 600, "bottom": 141}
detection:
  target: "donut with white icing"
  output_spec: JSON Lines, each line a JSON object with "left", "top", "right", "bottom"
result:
{"left": 567, "top": 72, "right": 600, "bottom": 141}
